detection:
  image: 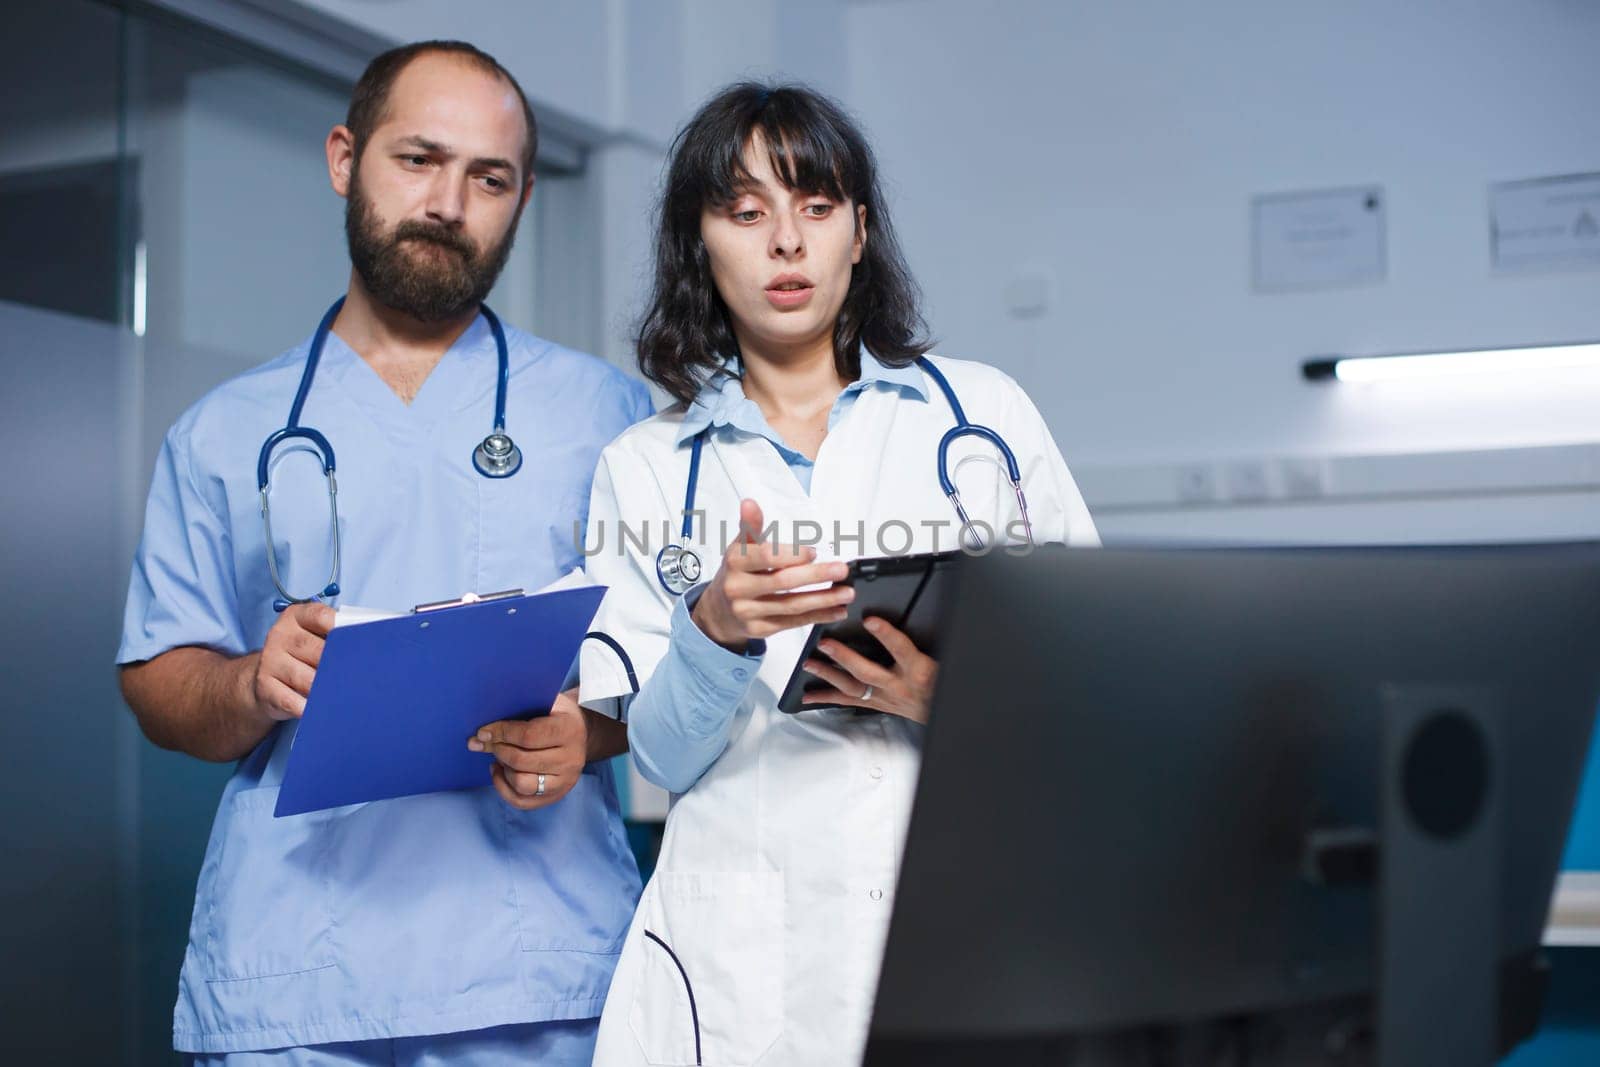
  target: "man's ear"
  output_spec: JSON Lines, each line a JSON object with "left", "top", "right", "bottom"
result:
{"left": 327, "top": 125, "right": 356, "bottom": 198}
{"left": 519, "top": 173, "right": 535, "bottom": 212}
{"left": 852, "top": 202, "right": 868, "bottom": 265}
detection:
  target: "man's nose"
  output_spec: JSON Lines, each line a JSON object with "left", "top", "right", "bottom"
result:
{"left": 423, "top": 169, "right": 468, "bottom": 227}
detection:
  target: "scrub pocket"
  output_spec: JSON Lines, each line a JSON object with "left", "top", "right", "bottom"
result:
{"left": 504, "top": 770, "right": 638, "bottom": 953}
{"left": 200, "top": 788, "right": 336, "bottom": 982}
{"left": 628, "top": 870, "right": 786, "bottom": 1066}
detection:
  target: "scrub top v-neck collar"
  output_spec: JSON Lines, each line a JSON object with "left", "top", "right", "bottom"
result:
{"left": 318, "top": 314, "right": 497, "bottom": 434}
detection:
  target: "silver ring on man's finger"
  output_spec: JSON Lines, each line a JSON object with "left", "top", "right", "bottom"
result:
{"left": 534, "top": 773, "right": 547, "bottom": 797}
{"left": 860, "top": 685, "right": 874, "bottom": 703}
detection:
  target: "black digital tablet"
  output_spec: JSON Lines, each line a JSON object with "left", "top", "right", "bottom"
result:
{"left": 777, "top": 550, "right": 962, "bottom": 714}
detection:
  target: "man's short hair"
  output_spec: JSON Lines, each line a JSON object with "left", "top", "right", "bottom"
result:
{"left": 345, "top": 40, "right": 539, "bottom": 180}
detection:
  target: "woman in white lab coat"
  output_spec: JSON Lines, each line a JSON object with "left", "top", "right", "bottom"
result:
{"left": 579, "top": 82, "right": 1099, "bottom": 1066}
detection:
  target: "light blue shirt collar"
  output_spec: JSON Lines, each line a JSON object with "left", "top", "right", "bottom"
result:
{"left": 674, "top": 351, "right": 927, "bottom": 446}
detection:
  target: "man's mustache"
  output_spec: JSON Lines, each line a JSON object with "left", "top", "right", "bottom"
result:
{"left": 390, "top": 220, "right": 476, "bottom": 260}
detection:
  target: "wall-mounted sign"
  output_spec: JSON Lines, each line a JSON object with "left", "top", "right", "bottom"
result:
{"left": 1252, "top": 186, "right": 1386, "bottom": 292}
{"left": 1491, "top": 173, "right": 1600, "bottom": 274}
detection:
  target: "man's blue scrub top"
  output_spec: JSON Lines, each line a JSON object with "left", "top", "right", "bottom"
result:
{"left": 118, "top": 314, "right": 653, "bottom": 1054}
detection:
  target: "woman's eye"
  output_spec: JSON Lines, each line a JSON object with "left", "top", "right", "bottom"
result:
{"left": 804, "top": 203, "right": 833, "bottom": 217}
{"left": 733, "top": 209, "right": 762, "bottom": 223}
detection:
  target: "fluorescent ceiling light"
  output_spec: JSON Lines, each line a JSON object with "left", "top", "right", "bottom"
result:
{"left": 1303, "top": 343, "right": 1600, "bottom": 383}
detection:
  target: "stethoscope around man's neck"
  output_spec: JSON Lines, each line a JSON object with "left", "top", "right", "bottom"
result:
{"left": 257, "top": 296, "right": 522, "bottom": 611}
{"left": 654, "top": 355, "right": 1036, "bottom": 596}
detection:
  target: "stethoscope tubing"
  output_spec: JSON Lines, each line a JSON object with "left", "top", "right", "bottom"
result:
{"left": 259, "top": 297, "right": 516, "bottom": 610}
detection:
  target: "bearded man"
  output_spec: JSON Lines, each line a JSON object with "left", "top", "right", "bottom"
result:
{"left": 117, "top": 40, "right": 650, "bottom": 1065}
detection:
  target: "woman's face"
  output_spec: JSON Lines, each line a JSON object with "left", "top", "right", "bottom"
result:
{"left": 699, "top": 134, "right": 865, "bottom": 363}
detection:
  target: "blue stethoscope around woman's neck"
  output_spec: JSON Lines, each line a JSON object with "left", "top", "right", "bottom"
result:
{"left": 258, "top": 296, "right": 522, "bottom": 611}
{"left": 654, "top": 355, "right": 1036, "bottom": 596}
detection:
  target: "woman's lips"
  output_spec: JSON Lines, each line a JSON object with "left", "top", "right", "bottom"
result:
{"left": 764, "top": 284, "right": 814, "bottom": 309}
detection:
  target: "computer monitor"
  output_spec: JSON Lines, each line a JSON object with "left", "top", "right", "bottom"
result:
{"left": 866, "top": 543, "right": 1600, "bottom": 1066}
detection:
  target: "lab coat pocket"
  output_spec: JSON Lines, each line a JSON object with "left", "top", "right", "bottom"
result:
{"left": 504, "top": 770, "right": 639, "bottom": 952}
{"left": 201, "top": 788, "right": 336, "bottom": 982}
{"left": 629, "top": 871, "right": 786, "bottom": 1067}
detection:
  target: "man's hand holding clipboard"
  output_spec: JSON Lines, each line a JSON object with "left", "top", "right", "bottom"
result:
{"left": 470, "top": 687, "right": 628, "bottom": 811}
{"left": 274, "top": 573, "right": 613, "bottom": 817}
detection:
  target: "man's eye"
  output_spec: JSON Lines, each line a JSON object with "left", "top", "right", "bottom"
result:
{"left": 481, "top": 175, "right": 505, "bottom": 191}
{"left": 403, "top": 155, "right": 429, "bottom": 167}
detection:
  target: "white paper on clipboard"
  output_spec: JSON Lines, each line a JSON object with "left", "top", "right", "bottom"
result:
{"left": 332, "top": 568, "right": 593, "bottom": 628}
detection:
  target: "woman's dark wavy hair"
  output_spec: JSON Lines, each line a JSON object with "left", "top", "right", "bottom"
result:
{"left": 637, "top": 82, "right": 931, "bottom": 405}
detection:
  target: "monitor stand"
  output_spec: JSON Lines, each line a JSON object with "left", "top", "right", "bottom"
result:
{"left": 1376, "top": 684, "right": 1500, "bottom": 1067}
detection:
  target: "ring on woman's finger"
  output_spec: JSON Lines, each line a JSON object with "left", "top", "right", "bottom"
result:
{"left": 534, "top": 773, "right": 547, "bottom": 797}
{"left": 860, "top": 684, "right": 874, "bottom": 702}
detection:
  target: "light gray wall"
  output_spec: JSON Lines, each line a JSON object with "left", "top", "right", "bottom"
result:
{"left": 294, "top": 0, "right": 619, "bottom": 133}
{"left": 843, "top": 0, "right": 1600, "bottom": 544}
{"left": 292, "top": 0, "right": 849, "bottom": 145}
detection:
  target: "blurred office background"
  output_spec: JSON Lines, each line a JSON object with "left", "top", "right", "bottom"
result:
{"left": 1, "top": 0, "right": 1597, "bottom": 1062}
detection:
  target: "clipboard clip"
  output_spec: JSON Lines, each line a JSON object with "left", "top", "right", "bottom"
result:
{"left": 411, "top": 588, "right": 524, "bottom": 614}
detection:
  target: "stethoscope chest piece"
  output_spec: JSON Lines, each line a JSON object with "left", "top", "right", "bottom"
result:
{"left": 656, "top": 542, "right": 703, "bottom": 596}
{"left": 473, "top": 431, "right": 522, "bottom": 478}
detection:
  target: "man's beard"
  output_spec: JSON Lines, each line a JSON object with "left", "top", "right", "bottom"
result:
{"left": 344, "top": 172, "right": 519, "bottom": 324}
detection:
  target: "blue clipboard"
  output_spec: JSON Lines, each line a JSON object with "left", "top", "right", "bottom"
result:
{"left": 275, "top": 584, "right": 606, "bottom": 817}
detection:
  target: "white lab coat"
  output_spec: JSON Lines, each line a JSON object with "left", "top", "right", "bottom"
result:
{"left": 580, "top": 355, "right": 1099, "bottom": 1066}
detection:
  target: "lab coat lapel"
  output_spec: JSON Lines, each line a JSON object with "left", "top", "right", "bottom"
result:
{"left": 705, "top": 430, "right": 818, "bottom": 553}
{"left": 812, "top": 386, "right": 939, "bottom": 558}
